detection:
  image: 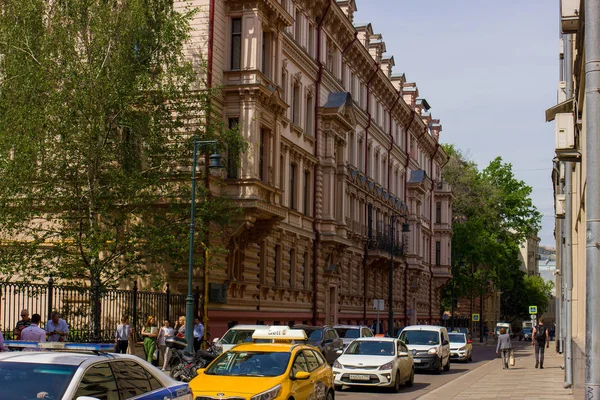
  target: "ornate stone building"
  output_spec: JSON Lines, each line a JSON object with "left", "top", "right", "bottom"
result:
{"left": 176, "top": 0, "right": 453, "bottom": 336}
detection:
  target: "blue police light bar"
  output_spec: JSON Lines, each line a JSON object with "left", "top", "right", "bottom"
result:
{"left": 5, "top": 341, "right": 116, "bottom": 352}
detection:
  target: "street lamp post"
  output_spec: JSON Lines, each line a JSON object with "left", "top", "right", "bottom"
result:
{"left": 388, "top": 216, "right": 409, "bottom": 338}
{"left": 185, "top": 138, "right": 221, "bottom": 354}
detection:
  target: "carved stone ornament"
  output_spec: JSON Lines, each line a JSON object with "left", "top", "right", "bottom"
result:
{"left": 292, "top": 71, "right": 303, "bottom": 86}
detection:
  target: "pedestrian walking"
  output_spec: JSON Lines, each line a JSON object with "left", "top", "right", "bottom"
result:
{"left": 21, "top": 314, "right": 46, "bottom": 345}
{"left": 126, "top": 321, "right": 136, "bottom": 355}
{"left": 532, "top": 318, "right": 550, "bottom": 369}
{"left": 13, "top": 309, "right": 31, "bottom": 340}
{"left": 193, "top": 317, "right": 204, "bottom": 352}
{"left": 484, "top": 325, "right": 489, "bottom": 342}
{"left": 141, "top": 316, "right": 159, "bottom": 365}
{"left": 158, "top": 319, "right": 174, "bottom": 371}
{"left": 115, "top": 316, "right": 132, "bottom": 354}
{"left": 45, "top": 311, "right": 69, "bottom": 342}
{"left": 496, "top": 327, "right": 512, "bottom": 369}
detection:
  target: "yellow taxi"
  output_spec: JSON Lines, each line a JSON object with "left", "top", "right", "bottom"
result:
{"left": 189, "top": 326, "right": 335, "bottom": 400}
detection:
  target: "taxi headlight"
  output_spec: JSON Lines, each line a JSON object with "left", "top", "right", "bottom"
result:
{"left": 250, "top": 384, "right": 281, "bottom": 400}
{"left": 428, "top": 347, "right": 438, "bottom": 355}
{"left": 333, "top": 360, "right": 342, "bottom": 369}
{"left": 379, "top": 361, "right": 394, "bottom": 370}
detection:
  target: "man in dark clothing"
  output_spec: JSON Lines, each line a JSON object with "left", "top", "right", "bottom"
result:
{"left": 13, "top": 309, "right": 31, "bottom": 340}
{"left": 532, "top": 318, "right": 550, "bottom": 369}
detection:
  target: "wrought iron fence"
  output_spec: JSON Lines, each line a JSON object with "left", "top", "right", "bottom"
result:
{"left": 0, "top": 279, "right": 194, "bottom": 343}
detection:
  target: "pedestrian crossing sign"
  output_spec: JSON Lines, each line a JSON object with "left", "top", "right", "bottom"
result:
{"left": 472, "top": 313, "right": 480, "bottom": 322}
{"left": 529, "top": 305, "right": 537, "bottom": 314}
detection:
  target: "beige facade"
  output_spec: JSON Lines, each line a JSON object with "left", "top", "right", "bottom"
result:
{"left": 173, "top": 0, "right": 452, "bottom": 337}
{"left": 519, "top": 236, "right": 540, "bottom": 276}
{"left": 548, "top": 0, "right": 585, "bottom": 389}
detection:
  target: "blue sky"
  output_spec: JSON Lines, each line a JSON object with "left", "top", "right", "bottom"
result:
{"left": 354, "top": 0, "right": 558, "bottom": 247}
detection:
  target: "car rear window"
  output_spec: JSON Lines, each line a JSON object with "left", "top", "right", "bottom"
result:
{"left": 335, "top": 328, "right": 359, "bottom": 338}
{"left": 0, "top": 362, "right": 77, "bottom": 399}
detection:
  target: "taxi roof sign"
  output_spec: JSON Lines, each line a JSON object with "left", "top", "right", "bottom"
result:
{"left": 252, "top": 326, "right": 307, "bottom": 342}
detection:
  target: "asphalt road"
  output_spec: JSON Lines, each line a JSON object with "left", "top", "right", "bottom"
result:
{"left": 335, "top": 340, "right": 505, "bottom": 400}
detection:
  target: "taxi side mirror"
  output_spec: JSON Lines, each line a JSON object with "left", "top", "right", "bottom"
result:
{"left": 336, "top": 349, "right": 343, "bottom": 355}
{"left": 398, "top": 351, "right": 409, "bottom": 357}
{"left": 293, "top": 371, "right": 311, "bottom": 380}
{"left": 196, "top": 368, "right": 206, "bottom": 375}
{"left": 77, "top": 397, "right": 101, "bottom": 400}
{"left": 212, "top": 338, "right": 219, "bottom": 343}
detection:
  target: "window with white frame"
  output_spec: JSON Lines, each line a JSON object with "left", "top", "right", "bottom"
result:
{"left": 305, "top": 92, "right": 314, "bottom": 135}
{"left": 292, "top": 82, "right": 301, "bottom": 125}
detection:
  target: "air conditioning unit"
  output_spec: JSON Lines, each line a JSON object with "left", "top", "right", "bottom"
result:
{"left": 561, "top": 0, "right": 579, "bottom": 33}
{"left": 555, "top": 113, "right": 575, "bottom": 150}
{"left": 556, "top": 194, "right": 566, "bottom": 218}
{"left": 557, "top": 81, "right": 567, "bottom": 103}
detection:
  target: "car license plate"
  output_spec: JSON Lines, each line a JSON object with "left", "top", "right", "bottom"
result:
{"left": 413, "top": 358, "right": 421, "bottom": 363}
{"left": 349, "top": 374, "right": 370, "bottom": 381}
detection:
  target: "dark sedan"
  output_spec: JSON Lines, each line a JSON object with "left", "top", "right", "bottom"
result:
{"left": 292, "top": 324, "right": 344, "bottom": 364}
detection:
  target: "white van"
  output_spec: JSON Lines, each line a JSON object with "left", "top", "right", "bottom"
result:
{"left": 398, "top": 325, "right": 451, "bottom": 373}
{"left": 213, "top": 324, "right": 270, "bottom": 352}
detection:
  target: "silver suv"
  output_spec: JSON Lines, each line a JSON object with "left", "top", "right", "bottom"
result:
{"left": 333, "top": 324, "right": 374, "bottom": 348}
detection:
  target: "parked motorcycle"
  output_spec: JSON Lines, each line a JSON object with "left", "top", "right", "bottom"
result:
{"left": 166, "top": 337, "right": 221, "bottom": 382}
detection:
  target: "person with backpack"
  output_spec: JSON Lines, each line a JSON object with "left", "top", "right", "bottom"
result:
{"left": 532, "top": 318, "right": 550, "bottom": 369}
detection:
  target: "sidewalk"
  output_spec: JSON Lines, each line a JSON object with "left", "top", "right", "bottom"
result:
{"left": 419, "top": 343, "right": 577, "bottom": 400}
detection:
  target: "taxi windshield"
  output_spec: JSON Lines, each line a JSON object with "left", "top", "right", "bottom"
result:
{"left": 0, "top": 362, "right": 77, "bottom": 399}
{"left": 205, "top": 351, "right": 291, "bottom": 377}
{"left": 345, "top": 341, "right": 394, "bottom": 355}
{"left": 448, "top": 333, "right": 466, "bottom": 343}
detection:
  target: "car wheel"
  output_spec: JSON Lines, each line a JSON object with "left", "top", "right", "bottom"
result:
{"left": 443, "top": 357, "right": 450, "bottom": 372}
{"left": 405, "top": 368, "right": 414, "bottom": 387}
{"left": 435, "top": 358, "right": 442, "bottom": 375}
{"left": 468, "top": 353, "right": 472, "bottom": 362}
{"left": 326, "top": 390, "right": 334, "bottom": 400}
{"left": 392, "top": 371, "right": 401, "bottom": 393}
{"left": 334, "top": 385, "right": 343, "bottom": 391}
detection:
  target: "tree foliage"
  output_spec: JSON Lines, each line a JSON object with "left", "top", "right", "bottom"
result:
{"left": 0, "top": 0, "right": 245, "bottom": 288}
{"left": 440, "top": 145, "right": 546, "bottom": 320}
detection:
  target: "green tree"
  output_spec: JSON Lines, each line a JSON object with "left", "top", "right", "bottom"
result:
{"left": 0, "top": 0, "right": 245, "bottom": 288}
{"left": 440, "top": 146, "right": 543, "bottom": 322}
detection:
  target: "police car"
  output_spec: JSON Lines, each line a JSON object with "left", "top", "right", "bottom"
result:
{"left": 189, "top": 326, "right": 335, "bottom": 400}
{"left": 0, "top": 341, "right": 192, "bottom": 400}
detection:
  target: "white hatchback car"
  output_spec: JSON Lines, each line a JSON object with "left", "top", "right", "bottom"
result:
{"left": 398, "top": 325, "right": 451, "bottom": 373}
{"left": 332, "top": 337, "right": 414, "bottom": 392}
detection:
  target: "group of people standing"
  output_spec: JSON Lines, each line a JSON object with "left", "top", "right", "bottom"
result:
{"left": 115, "top": 314, "right": 204, "bottom": 371}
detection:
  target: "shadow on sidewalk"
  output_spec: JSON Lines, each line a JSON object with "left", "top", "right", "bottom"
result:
{"left": 339, "top": 382, "right": 430, "bottom": 393}
{"left": 417, "top": 367, "right": 469, "bottom": 375}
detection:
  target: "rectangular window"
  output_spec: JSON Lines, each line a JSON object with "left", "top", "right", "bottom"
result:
{"left": 303, "top": 251, "right": 310, "bottom": 289}
{"left": 292, "top": 84, "right": 300, "bottom": 125}
{"left": 259, "top": 129, "right": 267, "bottom": 182}
{"left": 281, "top": 70, "right": 288, "bottom": 104}
{"left": 303, "top": 170, "right": 310, "bottom": 215}
{"left": 305, "top": 95, "right": 314, "bottom": 135}
{"left": 436, "top": 201, "right": 442, "bottom": 223}
{"left": 226, "top": 118, "right": 239, "bottom": 179}
{"left": 295, "top": 10, "right": 302, "bottom": 42}
{"left": 262, "top": 31, "right": 271, "bottom": 78}
{"left": 289, "top": 249, "right": 296, "bottom": 288}
{"left": 290, "top": 163, "right": 296, "bottom": 210}
{"left": 274, "top": 244, "right": 281, "bottom": 286}
{"left": 308, "top": 23, "right": 315, "bottom": 57}
{"left": 435, "top": 241, "right": 441, "bottom": 265}
{"left": 231, "top": 18, "right": 242, "bottom": 70}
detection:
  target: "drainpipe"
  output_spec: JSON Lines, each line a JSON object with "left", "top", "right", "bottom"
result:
{"left": 312, "top": 0, "right": 332, "bottom": 326}
{"left": 564, "top": 29, "right": 574, "bottom": 389}
{"left": 207, "top": 0, "right": 215, "bottom": 89}
{"left": 403, "top": 110, "right": 416, "bottom": 326}
{"left": 585, "top": 1, "right": 600, "bottom": 395}
{"left": 361, "top": 62, "right": 380, "bottom": 323}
